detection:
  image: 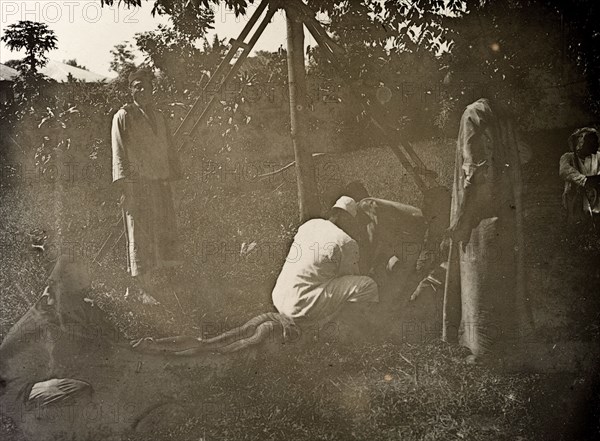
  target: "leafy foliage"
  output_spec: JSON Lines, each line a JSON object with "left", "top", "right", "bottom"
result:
{"left": 442, "top": 0, "right": 598, "bottom": 125}
{"left": 1, "top": 21, "right": 58, "bottom": 75}
{"left": 135, "top": 27, "right": 227, "bottom": 91}
{"left": 109, "top": 41, "right": 139, "bottom": 91}
{"left": 100, "top": 0, "right": 254, "bottom": 40}
{"left": 109, "top": 41, "right": 137, "bottom": 74}
{"left": 3, "top": 59, "right": 21, "bottom": 70}
{"left": 98, "top": 0, "right": 600, "bottom": 126}
{"left": 100, "top": 0, "right": 461, "bottom": 55}
{"left": 64, "top": 59, "right": 88, "bottom": 71}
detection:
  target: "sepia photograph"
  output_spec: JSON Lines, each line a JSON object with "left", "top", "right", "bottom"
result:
{"left": 0, "top": 0, "right": 599, "bottom": 439}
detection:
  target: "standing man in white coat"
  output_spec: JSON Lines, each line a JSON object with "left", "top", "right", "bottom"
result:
{"left": 111, "top": 67, "right": 182, "bottom": 301}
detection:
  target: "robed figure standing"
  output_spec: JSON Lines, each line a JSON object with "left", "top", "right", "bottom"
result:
{"left": 443, "top": 98, "right": 532, "bottom": 363}
{"left": 111, "top": 68, "right": 182, "bottom": 299}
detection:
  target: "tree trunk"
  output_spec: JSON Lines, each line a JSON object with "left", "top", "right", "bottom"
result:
{"left": 285, "top": 8, "right": 320, "bottom": 222}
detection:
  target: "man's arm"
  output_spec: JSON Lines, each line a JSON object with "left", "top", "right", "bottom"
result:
{"left": 449, "top": 112, "right": 488, "bottom": 244}
{"left": 559, "top": 152, "right": 587, "bottom": 187}
{"left": 111, "top": 110, "right": 134, "bottom": 206}
{"left": 111, "top": 110, "right": 129, "bottom": 183}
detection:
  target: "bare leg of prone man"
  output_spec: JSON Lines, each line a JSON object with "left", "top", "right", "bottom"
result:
{"left": 131, "top": 313, "right": 294, "bottom": 354}
{"left": 177, "top": 320, "right": 281, "bottom": 355}
{"left": 130, "top": 335, "right": 203, "bottom": 353}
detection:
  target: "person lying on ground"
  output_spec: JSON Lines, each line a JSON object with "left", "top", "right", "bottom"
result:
{"left": 0, "top": 255, "right": 223, "bottom": 440}
{"left": 0, "top": 256, "right": 100, "bottom": 413}
{"left": 132, "top": 185, "right": 454, "bottom": 356}
{"left": 559, "top": 127, "right": 600, "bottom": 227}
{"left": 131, "top": 196, "right": 379, "bottom": 355}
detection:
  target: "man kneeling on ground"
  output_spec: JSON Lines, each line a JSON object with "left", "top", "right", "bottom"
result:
{"left": 132, "top": 197, "right": 379, "bottom": 354}
{"left": 271, "top": 195, "right": 379, "bottom": 326}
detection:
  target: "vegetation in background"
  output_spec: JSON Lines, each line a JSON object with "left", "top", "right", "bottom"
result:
{"left": 1, "top": 20, "right": 58, "bottom": 101}
{"left": 1, "top": 20, "right": 57, "bottom": 75}
{"left": 64, "top": 58, "right": 89, "bottom": 71}
{"left": 98, "top": 0, "right": 600, "bottom": 120}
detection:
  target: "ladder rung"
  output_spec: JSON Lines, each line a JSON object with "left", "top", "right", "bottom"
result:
{"left": 229, "top": 39, "right": 250, "bottom": 50}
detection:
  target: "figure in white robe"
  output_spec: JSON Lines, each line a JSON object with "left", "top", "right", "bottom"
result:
{"left": 443, "top": 98, "right": 532, "bottom": 362}
{"left": 111, "top": 68, "right": 182, "bottom": 296}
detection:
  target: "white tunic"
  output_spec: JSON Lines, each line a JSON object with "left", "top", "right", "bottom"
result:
{"left": 272, "top": 219, "right": 378, "bottom": 320}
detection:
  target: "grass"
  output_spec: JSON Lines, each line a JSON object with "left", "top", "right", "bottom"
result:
{"left": 1, "top": 136, "right": 599, "bottom": 440}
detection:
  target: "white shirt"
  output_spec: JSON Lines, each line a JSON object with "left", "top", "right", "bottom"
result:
{"left": 272, "top": 218, "right": 360, "bottom": 318}
{"left": 111, "top": 105, "right": 173, "bottom": 182}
